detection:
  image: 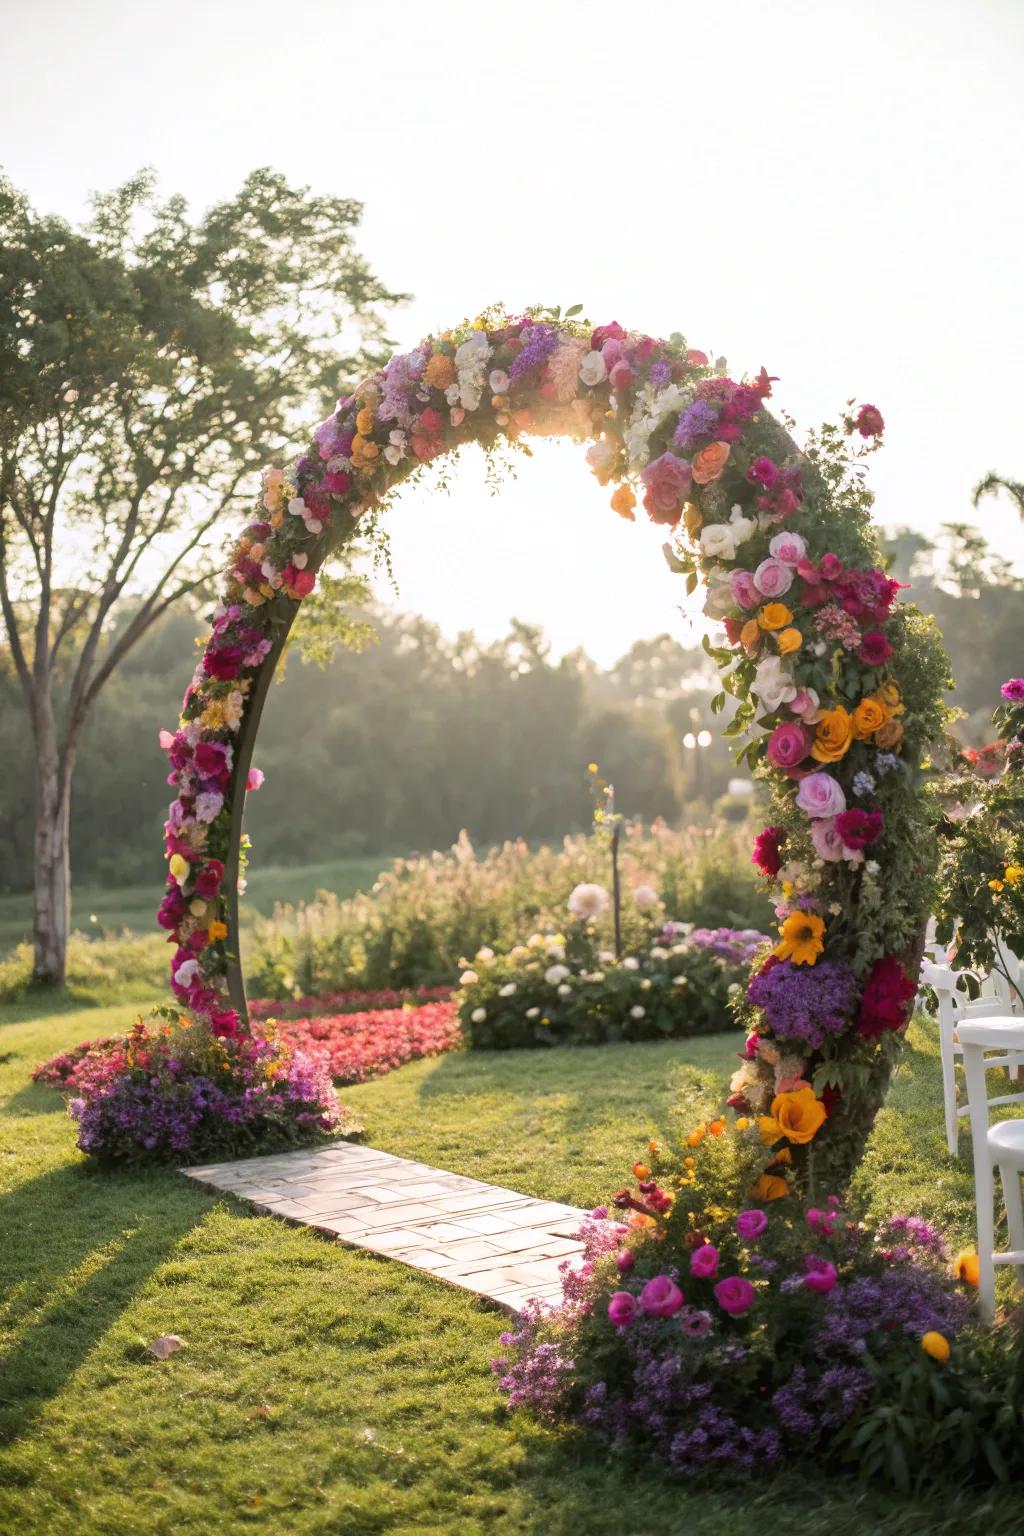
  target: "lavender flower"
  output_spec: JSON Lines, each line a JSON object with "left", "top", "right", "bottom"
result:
{"left": 672, "top": 399, "right": 718, "bottom": 450}
{"left": 852, "top": 771, "right": 876, "bottom": 797}
{"left": 747, "top": 957, "right": 858, "bottom": 1049}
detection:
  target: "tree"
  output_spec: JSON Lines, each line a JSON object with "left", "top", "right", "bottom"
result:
{"left": 0, "top": 168, "right": 403, "bottom": 983}
{"left": 974, "top": 470, "right": 1024, "bottom": 522}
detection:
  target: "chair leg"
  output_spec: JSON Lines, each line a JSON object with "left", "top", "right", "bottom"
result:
{"left": 963, "top": 1044, "right": 997, "bottom": 1321}
{"left": 938, "top": 1008, "right": 960, "bottom": 1156}
{"left": 1000, "top": 1163, "right": 1024, "bottom": 1292}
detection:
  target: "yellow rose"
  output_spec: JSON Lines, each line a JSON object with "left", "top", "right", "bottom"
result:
{"left": 875, "top": 717, "right": 904, "bottom": 748}
{"left": 921, "top": 1331, "right": 950, "bottom": 1363}
{"left": 168, "top": 853, "right": 188, "bottom": 883}
{"left": 355, "top": 406, "right": 376, "bottom": 435}
{"left": 769, "top": 1085, "right": 827, "bottom": 1144}
{"left": 879, "top": 681, "right": 905, "bottom": 714}
{"left": 812, "top": 705, "right": 854, "bottom": 762}
{"left": 852, "top": 696, "right": 888, "bottom": 739}
{"left": 776, "top": 627, "right": 802, "bottom": 655}
{"left": 1005, "top": 866, "right": 1024, "bottom": 885}
{"left": 758, "top": 603, "right": 793, "bottom": 632}
{"left": 752, "top": 1173, "right": 789, "bottom": 1202}
{"left": 610, "top": 485, "right": 636, "bottom": 521}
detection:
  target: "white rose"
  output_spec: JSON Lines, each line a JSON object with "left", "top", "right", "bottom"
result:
{"left": 579, "top": 350, "right": 608, "bottom": 386}
{"left": 640, "top": 978, "right": 652, "bottom": 990}
{"left": 700, "top": 523, "right": 737, "bottom": 561}
{"left": 287, "top": 497, "right": 306, "bottom": 517}
{"left": 622, "top": 957, "right": 640, "bottom": 971}
{"left": 729, "top": 508, "right": 758, "bottom": 546}
{"left": 489, "top": 369, "right": 509, "bottom": 394}
{"left": 558, "top": 983, "right": 572, "bottom": 997}
{"left": 471, "top": 1007, "right": 487, "bottom": 1023}
{"left": 526, "top": 1007, "right": 540, "bottom": 1019}
{"left": 568, "top": 883, "right": 610, "bottom": 920}
{"left": 545, "top": 964, "right": 570, "bottom": 986}
{"left": 649, "top": 946, "right": 669, "bottom": 961}
{"left": 673, "top": 974, "right": 688, "bottom": 987}
{"left": 459, "top": 970, "right": 479, "bottom": 987}
{"left": 630, "top": 1005, "right": 646, "bottom": 1019}
{"left": 383, "top": 445, "right": 404, "bottom": 466}
{"left": 754, "top": 656, "right": 797, "bottom": 712}
{"left": 498, "top": 983, "right": 517, "bottom": 997}
{"left": 456, "top": 333, "right": 490, "bottom": 369}
{"left": 584, "top": 442, "right": 615, "bottom": 479}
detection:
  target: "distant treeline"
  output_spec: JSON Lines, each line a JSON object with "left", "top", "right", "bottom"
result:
{"left": 0, "top": 521, "right": 1019, "bottom": 893}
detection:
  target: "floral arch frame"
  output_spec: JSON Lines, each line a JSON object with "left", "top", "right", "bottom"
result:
{"left": 159, "top": 309, "right": 950, "bottom": 1189}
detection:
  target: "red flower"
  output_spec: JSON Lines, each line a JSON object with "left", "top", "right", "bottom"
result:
{"left": 210, "top": 1010, "right": 240, "bottom": 1040}
{"left": 835, "top": 809, "right": 884, "bottom": 851}
{"left": 853, "top": 403, "right": 885, "bottom": 438}
{"left": 203, "top": 646, "right": 245, "bottom": 681}
{"left": 858, "top": 629, "right": 894, "bottom": 666}
{"left": 193, "top": 860, "right": 225, "bottom": 900}
{"left": 752, "top": 826, "right": 786, "bottom": 878}
{"left": 857, "top": 956, "right": 916, "bottom": 1038}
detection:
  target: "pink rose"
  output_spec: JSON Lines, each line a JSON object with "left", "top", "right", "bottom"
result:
{"left": 819, "top": 553, "right": 844, "bottom": 581}
{"left": 690, "top": 1244, "right": 719, "bottom": 1280}
{"left": 795, "top": 772, "right": 847, "bottom": 819}
{"left": 713, "top": 1276, "right": 757, "bottom": 1316}
{"left": 641, "top": 452, "right": 693, "bottom": 526}
{"left": 803, "top": 1259, "right": 838, "bottom": 1295}
{"left": 729, "top": 570, "right": 761, "bottom": 609}
{"left": 615, "top": 1250, "right": 635, "bottom": 1273}
{"left": 789, "top": 688, "right": 820, "bottom": 723}
{"left": 810, "top": 817, "right": 856, "bottom": 863}
{"left": 766, "top": 723, "right": 812, "bottom": 770}
{"left": 768, "top": 531, "right": 807, "bottom": 566}
{"left": 753, "top": 558, "right": 794, "bottom": 599}
{"left": 736, "top": 1210, "right": 769, "bottom": 1241}
{"left": 608, "top": 1291, "right": 638, "bottom": 1328}
{"left": 246, "top": 767, "right": 265, "bottom": 792}
{"left": 640, "top": 1275, "right": 685, "bottom": 1318}
{"left": 609, "top": 360, "right": 634, "bottom": 391}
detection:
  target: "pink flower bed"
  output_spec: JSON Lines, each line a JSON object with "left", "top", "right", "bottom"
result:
{"left": 270, "top": 1001, "right": 461, "bottom": 1085}
{"left": 249, "top": 985, "right": 452, "bottom": 1021}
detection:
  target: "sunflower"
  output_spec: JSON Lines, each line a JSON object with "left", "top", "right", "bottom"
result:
{"left": 773, "top": 911, "right": 826, "bottom": 966}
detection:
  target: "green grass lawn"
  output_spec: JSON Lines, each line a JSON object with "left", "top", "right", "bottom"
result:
{"left": 1, "top": 996, "right": 1021, "bottom": 1536}
{"left": 0, "top": 857, "right": 386, "bottom": 954}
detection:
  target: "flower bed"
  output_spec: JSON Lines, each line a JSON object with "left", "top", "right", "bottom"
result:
{"left": 458, "top": 924, "right": 767, "bottom": 1050}
{"left": 495, "top": 1117, "right": 1021, "bottom": 1489}
{"left": 273, "top": 1001, "right": 461, "bottom": 1085}
{"left": 33, "top": 1011, "right": 355, "bottom": 1162}
{"left": 248, "top": 985, "right": 452, "bottom": 1020}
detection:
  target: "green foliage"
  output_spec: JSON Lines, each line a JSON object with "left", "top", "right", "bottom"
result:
{"left": 458, "top": 924, "right": 764, "bottom": 1050}
{"left": 245, "top": 823, "right": 775, "bottom": 998}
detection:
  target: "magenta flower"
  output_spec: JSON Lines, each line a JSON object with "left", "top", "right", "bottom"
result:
{"left": 729, "top": 569, "right": 761, "bottom": 609}
{"left": 615, "top": 1249, "right": 635, "bottom": 1273}
{"left": 747, "top": 456, "right": 779, "bottom": 488}
{"left": 640, "top": 1275, "right": 685, "bottom": 1318}
{"left": 766, "top": 723, "right": 812, "bottom": 771}
{"left": 680, "top": 1308, "right": 712, "bottom": 1337}
{"left": 193, "top": 860, "right": 225, "bottom": 900}
{"left": 835, "top": 808, "right": 884, "bottom": 851}
{"left": 736, "top": 1209, "right": 769, "bottom": 1241}
{"left": 246, "top": 767, "right": 265, "bottom": 792}
{"left": 853, "top": 403, "right": 885, "bottom": 438}
{"left": 1001, "top": 678, "right": 1024, "bottom": 702}
{"left": 690, "top": 1243, "right": 720, "bottom": 1280}
{"left": 858, "top": 629, "right": 894, "bottom": 666}
{"left": 713, "top": 1275, "right": 757, "bottom": 1316}
{"left": 803, "top": 1259, "right": 839, "bottom": 1294}
{"left": 608, "top": 1290, "right": 639, "bottom": 1328}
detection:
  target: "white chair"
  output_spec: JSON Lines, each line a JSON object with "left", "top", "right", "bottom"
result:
{"left": 957, "top": 1015, "right": 1024, "bottom": 1321}
{"left": 920, "top": 958, "right": 1024, "bottom": 1154}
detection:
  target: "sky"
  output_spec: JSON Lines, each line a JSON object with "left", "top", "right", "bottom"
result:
{"left": 3, "top": 0, "right": 1022, "bottom": 664}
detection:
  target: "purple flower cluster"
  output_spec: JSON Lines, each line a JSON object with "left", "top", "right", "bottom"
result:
{"left": 747, "top": 957, "right": 858, "bottom": 1049}
{"left": 684, "top": 927, "right": 769, "bottom": 966}
{"left": 507, "top": 322, "right": 559, "bottom": 380}
{"left": 815, "top": 1265, "right": 969, "bottom": 1353}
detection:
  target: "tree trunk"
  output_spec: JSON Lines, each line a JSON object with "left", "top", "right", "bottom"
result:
{"left": 31, "top": 709, "right": 73, "bottom": 987}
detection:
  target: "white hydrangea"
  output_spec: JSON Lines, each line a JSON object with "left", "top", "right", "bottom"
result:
{"left": 557, "top": 983, "right": 572, "bottom": 997}
{"left": 459, "top": 970, "right": 478, "bottom": 987}
{"left": 545, "top": 964, "right": 570, "bottom": 986}
{"left": 498, "top": 983, "right": 517, "bottom": 997}
{"left": 471, "top": 1007, "right": 486, "bottom": 1022}
{"left": 621, "top": 957, "right": 640, "bottom": 972}
{"left": 648, "top": 946, "right": 670, "bottom": 961}
{"left": 630, "top": 1005, "right": 646, "bottom": 1019}
{"left": 526, "top": 1007, "right": 540, "bottom": 1019}
{"left": 633, "top": 884, "right": 660, "bottom": 909}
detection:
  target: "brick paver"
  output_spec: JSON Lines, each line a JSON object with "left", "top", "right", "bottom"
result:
{"left": 182, "top": 1142, "right": 588, "bottom": 1312}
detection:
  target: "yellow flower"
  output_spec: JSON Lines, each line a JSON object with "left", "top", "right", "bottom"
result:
{"left": 708, "top": 1118, "right": 726, "bottom": 1137}
{"left": 752, "top": 1173, "right": 789, "bottom": 1202}
{"left": 740, "top": 618, "right": 763, "bottom": 654}
{"left": 687, "top": 1125, "right": 708, "bottom": 1147}
{"left": 1005, "top": 865, "right": 1023, "bottom": 886}
{"left": 759, "top": 603, "right": 793, "bottom": 632}
{"left": 587, "top": 762, "right": 599, "bottom": 774}
{"left": 759, "top": 1115, "right": 784, "bottom": 1146}
{"left": 773, "top": 911, "right": 825, "bottom": 966}
{"left": 683, "top": 1156, "right": 696, "bottom": 1169}
{"left": 734, "top": 1116, "right": 751, "bottom": 1131}
{"left": 955, "top": 1250, "right": 980, "bottom": 1287}
{"left": 776, "top": 626, "right": 802, "bottom": 656}
{"left": 921, "top": 1331, "right": 950, "bottom": 1363}
{"left": 852, "top": 696, "right": 888, "bottom": 739}
{"left": 879, "top": 681, "right": 905, "bottom": 715}
{"left": 812, "top": 705, "right": 854, "bottom": 763}
{"left": 989, "top": 879, "right": 1005, "bottom": 893}
{"left": 168, "top": 853, "right": 188, "bottom": 883}
{"left": 768, "top": 1086, "right": 827, "bottom": 1144}
{"left": 208, "top": 920, "right": 228, "bottom": 942}
{"left": 632, "top": 1162, "right": 650, "bottom": 1181}
{"left": 610, "top": 484, "right": 636, "bottom": 521}
{"left": 355, "top": 406, "right": 376, "bottom": 435}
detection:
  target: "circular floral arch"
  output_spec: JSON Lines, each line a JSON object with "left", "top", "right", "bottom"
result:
{"left": 159, "top": 309, "right": 950, "bottom": 1189}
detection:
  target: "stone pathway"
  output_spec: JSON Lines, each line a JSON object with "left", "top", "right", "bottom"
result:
{"left": 182, "top": 1141, "right": 588, "bottom": 1313}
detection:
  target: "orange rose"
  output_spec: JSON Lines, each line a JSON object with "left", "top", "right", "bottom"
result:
{"left": 812, "top": 705, "right": 854, "bottom": 763}
{"left": 424, "top": 353, "right": 456, "bottom": 390}
{"left": 355, "top": 406, "right": 376, "bottom": 436}
{"left": 769, "top": 1086, "right": 827, "bottom": 1144}
{"left": 776, "top": 626, "right": 803, "bottom": 655}
{"left": 752, "top": 1173, "right": 789, "bottom": 1202}
{"left": 691, "top": 440, "right": 731, "bottom": 485}
{"left": 759, "top": 603, "right": 793, "bottom": 632}
{"left": 852, "top": 696, "right": 887, "bottom": 739}
{"left": 740, "top": 618, "right": 763, "bottom": 655}
{"left": 610, "top": 485, "right": 637, "bottom": 521}
{"left": 875, "top": 717, "right": 904, "bottom": 748}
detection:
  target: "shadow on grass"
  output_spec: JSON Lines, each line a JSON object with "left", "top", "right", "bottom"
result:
{"left": 0, "top": 1161, "right": 206, "bottom": 1444}
{"left": 1, "top": 1081, "right": 67, "bottom": 1118}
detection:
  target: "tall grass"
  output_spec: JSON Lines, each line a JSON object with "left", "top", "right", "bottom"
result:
{"left": 245, "top": 820, "right": 774, "bottom": 999}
